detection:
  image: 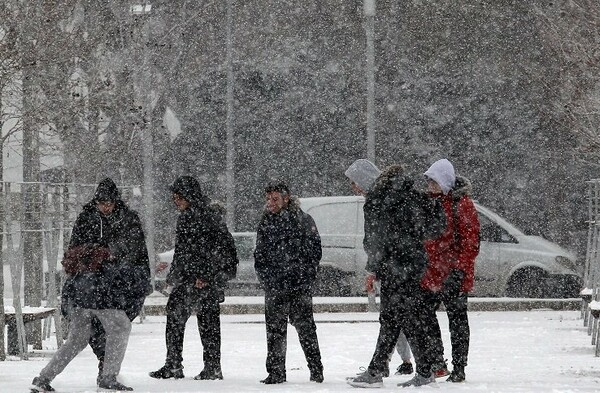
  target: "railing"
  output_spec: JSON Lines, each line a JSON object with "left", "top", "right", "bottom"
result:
{"left": 582, "top": 179, "right": 600, "bottom": 356}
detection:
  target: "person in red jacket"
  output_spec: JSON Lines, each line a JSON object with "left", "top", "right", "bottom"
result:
{"left": 420, "top": 159, "right": 480, "bottom": 383}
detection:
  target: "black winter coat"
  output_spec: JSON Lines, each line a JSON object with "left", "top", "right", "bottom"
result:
{"left": 363, "top": 166, "right": 446, "bottom": 289}
{"left": 254, "top": 200, "right": 322, "bottom": 292}
{"left": 61, "top": 201, "right": 151, "bottom": 316}
{"left": 166, "top": 203, "right": 235, "bottom": 296}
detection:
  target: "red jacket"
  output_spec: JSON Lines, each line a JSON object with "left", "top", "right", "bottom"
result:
{"left": 420, "top": 177, "right": 480, "bottom": 293}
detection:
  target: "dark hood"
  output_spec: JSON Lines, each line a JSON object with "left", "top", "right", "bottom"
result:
{"left": 94, "top": 178, "right": 121, "bottom": 203}
{"left": 170, "top": 176, "right": 209, "bottom": 207}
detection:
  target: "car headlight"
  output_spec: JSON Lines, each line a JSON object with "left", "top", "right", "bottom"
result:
{"left": 555, "top": 256, "right": 577, "bottom": 272}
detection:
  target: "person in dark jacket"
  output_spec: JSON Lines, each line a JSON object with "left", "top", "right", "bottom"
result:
{"left": 344, "top": 160, "right": 446, "bottom": 389}
{"left": 420, "top": 159, "right": 480, "bottom": 383}
{"left": 254, "top": 180, "right": 324, "bottom": 384}
{"left": 149, "top": 176, "right": 238, "bottom": 381}
{"left": 31, "top": 178, "right": 150, "bottom": 392}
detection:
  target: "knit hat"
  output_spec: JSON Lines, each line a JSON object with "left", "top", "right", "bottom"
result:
{"left": 345, "top": 159, "right": 381, "bottom": 192}
{"left": 424, "top": 159, "right": 456, "bottom": 194}
{"left": 94, "top": 178, "right": 121, "bottom": 202}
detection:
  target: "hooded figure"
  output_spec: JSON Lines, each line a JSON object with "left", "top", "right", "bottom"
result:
{"left": 424, "top": 159, "right": 456, "bottom": 195}
{"left": 420, "top": 159, "right": 480, "bottom": 384}
{"left": 345, "top": 159, "right": 381, "bottom": 193}
{"left": 346, "top": 164, "right": 446, "bottom": 389}
{"left": 32, "top": 178, "right": 150, "bottom": 392}
{"left": 150, "top": 175, "right": 238, "bottom": 382}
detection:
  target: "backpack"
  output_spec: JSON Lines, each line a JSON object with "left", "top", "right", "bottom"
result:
{"left": 218, "top": 229, "right": 239, "bottom": 281}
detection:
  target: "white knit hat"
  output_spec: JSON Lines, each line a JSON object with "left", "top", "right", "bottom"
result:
{"left": 345, "top": 159, "right": 381, "bottom": 192}
{"left": 424, "top": 159, "right": 456, "bottom": 194}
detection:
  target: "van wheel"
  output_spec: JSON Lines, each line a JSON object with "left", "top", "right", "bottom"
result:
{"left": 313, "top": 268, "right": 352, "bottom": 297}
{"left": 506, "top": 268, "right": 548, "bottom": 298}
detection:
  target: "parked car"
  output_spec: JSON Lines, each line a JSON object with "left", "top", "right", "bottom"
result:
{"left": 156, "top": 196, "right": 582, "bottom": 298}
{"left": 299, "top": 196, "right": 582, "bottom": 298}
{"left": 155, "top": 231, "right": 258, "bottom": 293}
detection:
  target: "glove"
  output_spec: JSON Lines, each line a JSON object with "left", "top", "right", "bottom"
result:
{"left": 443, "top": 269, "right": 465, "bottom": 295}
{"left": 365, "top": 273, "right": 377, "bottom": 293}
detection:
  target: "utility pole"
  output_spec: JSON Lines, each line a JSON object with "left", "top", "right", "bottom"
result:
{"left": 130, "top": 3, "right": 156, "bottom": 287}
{"left": 225, "top": 0, "right": 235, "bottom": 229}
{"left": 364, "top": 0, "right": 376, "bottom": 162}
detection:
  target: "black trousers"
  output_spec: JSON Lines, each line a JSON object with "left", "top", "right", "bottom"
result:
{"left": 424, "top": 288, "right": 470, "bottom": 368}
{"left": 264, "top": 289, "right": 323, "bottom": 378}
{"left": 163, "top": 285, "right": 221, "bottom": 370}
{"left": 367, "top": 283, "right": 436, "bottom": 378}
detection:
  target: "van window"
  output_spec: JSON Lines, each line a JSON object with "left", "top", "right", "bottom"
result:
{"left": 306, "top": 202, "right": 358, "bottom": 234}
{"left": 478, "top": 213, "right": 517, "bottom": 243}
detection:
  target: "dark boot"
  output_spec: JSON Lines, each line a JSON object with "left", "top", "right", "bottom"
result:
{"left": 194, "top": 367, "right": 223, "bottom": 380}
{"left": 149, "top": 365, "right": 185, "bottom": 379}
{"left": 447, "top": 365, "right": 465, "bottom": 382}
{"left": 260, "top": 374, "right": 286, "bottom": 384}
{"left": 395, "top": 362, "right": 413, "bottom": 375}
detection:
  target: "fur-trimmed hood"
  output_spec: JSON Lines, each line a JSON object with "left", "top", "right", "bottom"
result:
{"left": 452, "top": 175, "right": 473, "bottom": 200}
{"left": 260, "top": 195, "right": 301, "bottom": 218}
{"left": 370, "top": 164, "right": 414, "bottom": 196}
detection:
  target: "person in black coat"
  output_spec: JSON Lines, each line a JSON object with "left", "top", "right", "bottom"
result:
{"left": 32, "top": 178, "right": 150, "bottom": 392}
{"left": 149, "top": 176, "right": 238, "bottom": 381}
{"left": 345, "top": 161, "right": 446, "bottom": 388}
{"left": 254, "top": 180, "right": 324, "bottom": 384}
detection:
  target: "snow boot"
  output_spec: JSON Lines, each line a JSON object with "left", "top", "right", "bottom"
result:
{"left": 194, "top": 367, "right": 223, "bottom": 380}
{"left": 260, "top": 374, "right": 286, "bottom": 384}
{"left": 149, "top": 365, "right": 185, "bottom": 379}
{"left": 447, "top": 365, "right": 466, "bottom": 382}
{"left": 395, "top": 362, "right": 413, "bottom": 375}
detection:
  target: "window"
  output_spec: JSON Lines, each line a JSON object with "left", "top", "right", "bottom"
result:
{"left": 478, "top": 213, "right": 517, "bottom": 243}
{"left": 307, "top": 202, "right": 357, "bottom": 235}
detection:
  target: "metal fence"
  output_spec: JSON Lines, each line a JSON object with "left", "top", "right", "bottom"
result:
{"left": 582, "top": 179, "right": 600, "bottom": 356}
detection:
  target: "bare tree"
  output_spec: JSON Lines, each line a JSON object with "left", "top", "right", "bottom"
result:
{"left": 534, "top": 0, "right": 600, "bottom": 161}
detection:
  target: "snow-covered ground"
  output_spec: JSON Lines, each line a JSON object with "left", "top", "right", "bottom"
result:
{"left": 1, "top": 309, "right": 599, "bottom": 392}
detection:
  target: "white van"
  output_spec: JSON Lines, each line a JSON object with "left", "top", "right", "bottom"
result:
{"left": 300, "top": 196, "right": 582, "bottom": 298}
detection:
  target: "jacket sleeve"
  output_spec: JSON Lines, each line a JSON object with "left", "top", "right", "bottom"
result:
{"left": 303, "top": 214, "right": 322, "bottom": 268}
{"left": 253, "top": 222, "right": 270, "bottom": 285}
{"left": 110, "top": 212, "right": 149, "bottom": 267}
{"left": 363, "top": 203, "right": 383, "bottom": 275}
{"left": 453, "top": 196, "right": 480, "bottom": 279}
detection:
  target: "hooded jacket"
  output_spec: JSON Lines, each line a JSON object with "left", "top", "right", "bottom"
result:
{"left": 254, "top": 196, "right": 322, "bottom": 292}
{"left": 61, "top": 179, "right": 151, "bottom": 315}
{"left": 166, "top": 176, "right": 236, "bottom": 293}
{"left": 420, "top": 176, "right": 480, "bottom": 293}
{"left": 363, "top": 166, "right": 446, "bottom": 289}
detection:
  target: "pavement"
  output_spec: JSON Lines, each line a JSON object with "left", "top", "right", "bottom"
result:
{"left": 142, "top": 291, "right": 583, "bottom": 315}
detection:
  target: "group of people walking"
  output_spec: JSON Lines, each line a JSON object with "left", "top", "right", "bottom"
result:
{"left": 29, "top": 157, "right": 479, "bottom": 392}
{"left": 344, "top": 158, "right": 480, "bottom": 388}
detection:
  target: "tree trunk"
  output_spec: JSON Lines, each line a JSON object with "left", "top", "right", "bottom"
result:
{"left": 20, "top": 2, "right": 43, "bottom": 351}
